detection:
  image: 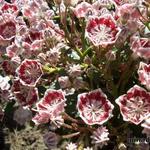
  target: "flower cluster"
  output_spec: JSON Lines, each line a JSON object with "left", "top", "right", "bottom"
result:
{"left": 0, "top": 0, "right": 150, "bottom": 149}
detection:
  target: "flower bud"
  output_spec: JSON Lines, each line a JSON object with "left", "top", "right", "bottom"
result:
{"left": 54, "top": 0, "right": 62, "bottom": 5}
{"left": 84, "top": 56, "right": 92, "bottom": 65}
{"left": 68, "top": 64, "right": 82, "bottom": 78}
{"left": 64, "top": 0, "right": 79, "bottom": 6}
{"left": 64, "top": 0, "right": 71, "bottom": 6}
{"left": 58, "top": 76, "right": 71, "bottom": 89}
{"left": 105, "top": 51, "right": 116, "bottom": 61}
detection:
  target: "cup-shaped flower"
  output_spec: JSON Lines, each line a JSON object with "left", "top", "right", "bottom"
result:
{"left": 77, "top": 89, "right": 114, "bottom": 125}
{"left": 16, "top": 59, "right": 43, "bottom": 87}
{"left": 138, "top": 62, "right": 150, "bottom": 90}
{"left": 116, "top": 85, "right": 150, "bottom": 125}
{"left": 32, "top": 89, "right": 66, "bottom": 125}
{"left": 0, "top": 20, "right": 16, "bottom": 41}
{"left": 85, "top": 15, "right": 121, "bottom": 47}
{"left": 1, "top": 2, "right": 19, "bottom": 15}
{"left": 11, "top": 79, "right": 39, "bottom": 106}
{"left": 32, "top": 112, "right": 50, "bottom": 125}
{"left": 131, "top": 36, "right": 150, "bottom": 60}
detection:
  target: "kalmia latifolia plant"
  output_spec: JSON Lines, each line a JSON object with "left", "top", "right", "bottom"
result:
{"left": 0, "top": 0, "right": 150, "bottom": 150}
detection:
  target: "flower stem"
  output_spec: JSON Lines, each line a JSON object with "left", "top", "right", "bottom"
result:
{"left": 62, "top": 132, "right": 80, "bottom": 139}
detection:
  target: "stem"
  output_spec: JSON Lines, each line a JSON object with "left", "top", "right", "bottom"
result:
{"left": 81, "top": 18, "right": 86, "bottom": 51}
{"left": 61, "top": 123, "right": 77, "bottom": 130}
{"left": 62, "top": 132, "right": 80, "bottom": 139}
{"left": 60, "top": 7, "right": 83, "bottom": 59}
{"left": 62, "top": 112, "right": 79, "bottom": 123}
{"left": 117, "top": 56, "right": 134, "bottom": 94}
{"left": 83, "top": 46, "right": 93, "bottom": 58}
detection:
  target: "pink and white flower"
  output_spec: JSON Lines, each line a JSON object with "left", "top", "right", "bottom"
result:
{"left": 16, "top": 59, "right": 43, "bottom": 87}
{"left": 2, "top": 60, "right": 18, "bottom": 75}
{"left": 117, "top": 3, "right": 142, "bottom": 23}
{"left": 116, "top": 85, "right": 150, "bottom": 125}
{"left": 46, "top": 46, "right": 61, "bottom": 66}
{"left": 11, "top": 79, "right": 39, "bottom": 106}
{"left": 1, "top": 2, "right": 19, "bottom": 15}
{"left": 114, "top": 0, "right": 140, "bottom": 5}
{"left": 73, "top": 2, "right": 93, "bottom": 18}
{"left": 91, "top": 126, "right": 109, "bottom": 148}
{"left": 32, "top": 89, "right": 66, "bottom": 125}
{"left": 138, "top": 62, "right": 150, "bottom": 90}
{"left": 32, "top": 111, "right": 50, "bottom": 125}
{"left": 50, "top": 115, "right": 64, "bottom": 129}
{"left": 68, "top": 64, "right": 82, "bottom": 78}
{"left": 130, "top": 35, "right": 150, "bottom": 60}
{"left": 0, "top": 75, "right": 10, "bottom": 90}
{"left": 86, "top": 15, "right": 121, "bottom": 47}
{"left": 58, "top": 76, "right": 71, "bottom": 89}
{"left": 92, "top": 0, "right": 117, "bottom": 10}
{"left": 6, "top": 43, "right": 20, "bottom": 58}
{"left": 77, "top": 89, "right": 114, "bottom": 125}
{"left": 0, "top": 15, "right": 16, "bottom": 41}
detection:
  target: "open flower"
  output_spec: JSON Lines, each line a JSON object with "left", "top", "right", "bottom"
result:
{"left": 32, "top": 89, "right": 66, "bottom": 125}
{"left": 68, "top": 64, "right": 82, "bottom": 78}
{"left": 85, "top": 15, "right": 121, "bottom": 47}
{"left": 0, "top": 13, "right": 17, "bottom": 42}
{"left": 116, "top": 85, "right": 150, "bottom": 125}
{"left": 16, "top": 59, "right": 43, "bottom": 87}
{"left": 138, "top": 62, "right": 150, "bottom": 90}
{"left": 73, "top": 2, "right": 93, "bottom": 18}
{"left": 0, "top": 17, "right": 16, "bottom": 42}
{"left": 1, "top": 2, "right": 19, "bottom": 15}
{"left": 77, "top": 89, "right": 114, "bottom": 125}
{"left": 32, "top": 111, "right": 50, "bottom": 125}
{"left": 11, "top": 79, "right": 39, "bottom": 106}
{"left": 130, "top": 35, "right": 150, "bottom": 60}
{"left": 91, "top": 126, "right": 109, "bottom": 148}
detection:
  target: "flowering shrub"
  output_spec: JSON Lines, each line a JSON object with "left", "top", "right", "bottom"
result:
{"left": 0, "top": 0, "right": 150, "bottom": 149}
